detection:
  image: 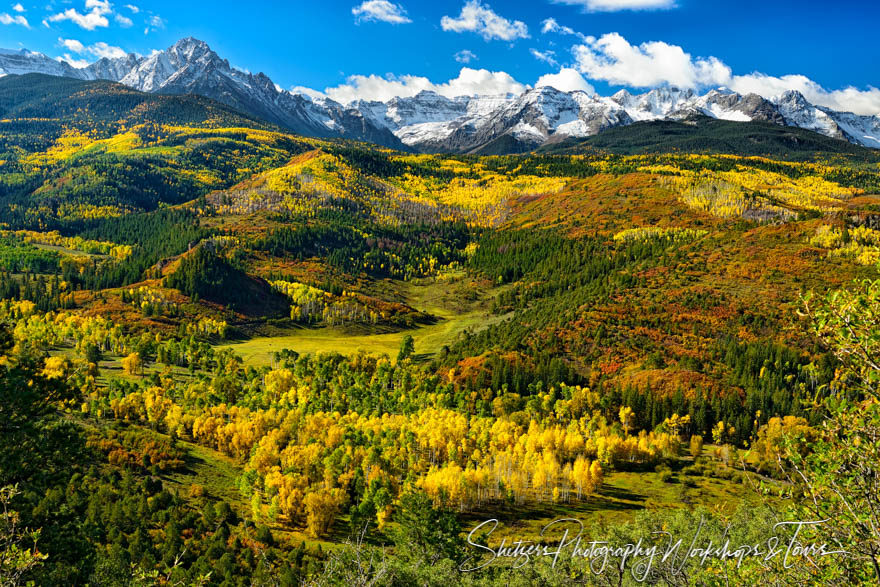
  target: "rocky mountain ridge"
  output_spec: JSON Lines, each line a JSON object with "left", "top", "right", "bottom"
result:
{"left": 2, "top": 38, "right": 878, "bottom": 152}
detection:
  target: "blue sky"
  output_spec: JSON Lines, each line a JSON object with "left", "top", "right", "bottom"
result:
{"left": 1, "top": 0, "right": 879, "bottom": 113}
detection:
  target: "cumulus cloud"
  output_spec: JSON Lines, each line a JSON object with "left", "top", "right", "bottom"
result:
{"left": 324, "top": 67, "right": 528, "bottom": 104}
{"left": 0, "top": 11, "right": 28, "bottom": 26}
{"left": 536, "top": 67, "right": 595, "bottom": 94}
{"left": 530, "top": 48, "right": 558, "bottom": 67}
{"left": 58, "top": 37, "right": 127, "bottom": 60}
{"left": 352, "top": 0, "right": 411, "bottom": 24}
{"left": 58, "top": 54, "right": 90, "bottom": 68}
{"left": 729, "top": 73, "right": 880, "bottom": 116}
{"left": 291, "top": 86, "right": 328, "bottom": 101}
{"left": 571, "top": 32, "right": 880, "bottom": 116}
{"left": 115, "top": 13, "right": 132, "bottom": 27}
{"left": 12, "top": 3, "right": 24, "bottom": 12}
{"left": 441, "top": 1, "right": 528, "bottom": 42}
{"left": 573, "top": 32, "right": 731, "bottom": 89}
{"left": 553, "top": 0, "right": 676, "bottom": 12}
{"left": 45, "top": 0, "right": 112, "bottom": 30}
{"left": 124, "top": 4, "right": 139, "bottom": 12}
{"left": 87, "top": 1, "right": 111, "bottom": 12}
{"left": 454, "top": 49, "right": 477, "bottom": 64}
{"left": 88, "top": 41, "right": 127, "bottom": 59}
{"left": 59, "top": 37, "right": 85, "bottom": 52}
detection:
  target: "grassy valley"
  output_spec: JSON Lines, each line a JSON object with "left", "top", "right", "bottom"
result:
{"left": 1, "top": 74, "right": 879, "bottom": 585}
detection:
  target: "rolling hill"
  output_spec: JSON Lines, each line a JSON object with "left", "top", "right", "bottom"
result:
{"left": 0, "top": 65, "right": 879, "bottom": 586}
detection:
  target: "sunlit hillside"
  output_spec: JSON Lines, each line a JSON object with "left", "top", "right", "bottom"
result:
{"left": 2, "top": 74, "right": 880, "bottom": 585}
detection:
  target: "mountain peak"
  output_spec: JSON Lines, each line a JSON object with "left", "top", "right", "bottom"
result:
{"left": 777, "top": 89, "right": 809, "bottom": 108}
{"left": 1, "top": 36, "right": 878, "bottom": 151}
{"left": 412, "top": 90, "right": 443, "bottom": 99}
{"left": 167, "top": 37, "right": 216, "bottom": 64}
{"left": 172, "top": 37, "right": 211, "bottom": 51}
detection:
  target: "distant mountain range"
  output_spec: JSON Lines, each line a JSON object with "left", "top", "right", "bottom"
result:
{"left": 2, "top": 38, "right": 878, "bottom": 153}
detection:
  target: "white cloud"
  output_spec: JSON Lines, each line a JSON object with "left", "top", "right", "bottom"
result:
{"left": 143, "top": 13, "right": 164, "bottom": 34}
{"left": 573, "top": 32, "right": 731, "bottom": 89}
{"left": 58, "top": 37, "right": 85, "bottom": 52}
{"left": 536, "top": 67, "right": 595, "bottom": 94}
{"left": 553, "top": 0, "right": 676, "bottom": 12}
{"left": 530, "top": 48, "right": 558, "bottom": 67}
{"left": 0, "top": 11, "right": 28, "bottom": 26}
{"left": 58, "top": 37, "right": 127, "bottom": 60}
{"left": 115, "top": 13, "right": 132, "bottom": 27}
{"left": 45, "top": 0, "right": 112, "bottom": 30}
{"left": 124, "top": 4, "right": 139, "bottom": 13}
{"left": 571, "top": 32, "right": 880, "bottom": 116}
{"left": 541, "top": 17, "right": 589, "bottom": 42}
{"left": 291, "top": 86, "right": 328, "bottom": 101}
{"left": 58, "top": 54, "right": 89, "bottom": 68}
{"left": 454, "top": 49, "right": 477, "bottom": 64}
{"left": 88, "top": 41, "right": 126, "bottom": 59}
{"left": 352, "top": 0, "right": 411, "bottom": 24}
{"left": 729, "top": 73, "right": 880, "bottom": 117}
{"left": 324, "top": 67, "right": 528, "bottom": 104}
{"left": 11, "top": 3, "right": 24, "bottom": 12}
{"left": 541, "top": 18, "right": 565, "bottom": 34}
{"left": 441, "top": 1, "right": 528, "bottom": 42}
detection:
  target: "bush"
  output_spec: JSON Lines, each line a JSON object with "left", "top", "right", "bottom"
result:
{"left": 682, "top": 464, "right": 705, "bottom": 477}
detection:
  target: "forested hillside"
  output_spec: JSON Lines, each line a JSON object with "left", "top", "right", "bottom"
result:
{"left": 1, "top": 75, "right": 879, "bottom": 585}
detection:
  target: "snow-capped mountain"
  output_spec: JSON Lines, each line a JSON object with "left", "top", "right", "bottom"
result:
{"left": 0, "top": 38, "right": 400, "bottom": 149}
{"left": 2, "top": 38, "right": 879, "bottom": 152}
{"left": 775, "top": 89, "right": 848, "bottom": 141}
{"left": 0, "top": 48, "right": 91, "bottom": 79}
{"left": 829, "top": 111, "right": 880, "bottom": 149}
{"left": 85, "top": 54, "right": 144, "bottom": 82}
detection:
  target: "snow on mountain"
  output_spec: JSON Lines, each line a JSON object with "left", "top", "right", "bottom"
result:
{"left": 0, "top": 48, "right": 89, "bottom": 79}
{"left": 826, "top": 110, "right": 880, "bottom": 149}
{"left": 386, "top": 91, "right": 469, "bottom": 128}
{"left": 625, "top": 87, "right": 695, "bottom": 121}
{"left": 1, "top": 37, "right": 878, "bottom": 152}
{"left": 369, "top": 87, "right": 630, "bottom": 152}
{"left": 65, "top": 38, "right": 403, "bottom": 148}
{"left": 773, "top": 90, "right": 848, "bottom": 141}
{"left": 84, "top": 54, "right": 145, "bottom": 82}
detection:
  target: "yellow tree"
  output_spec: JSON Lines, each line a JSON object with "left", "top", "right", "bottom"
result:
{"left": 663, "top": 413, "right": 691, "bottom": 438}
{"left": 589, "top": 460, "right": 603, "bottom": 490}
{"left": 122, "top": 352, "right": 143, "bottom": 376}
{"left": 570, "top": 456, "right": 593, "bottom": 499}
{"left": 265, "top": 368, "right": 295, "bottom": 402}
{"left": 304, "top": 489, "right": 344, "bottom": 538}
{"left": 712, "top": 421, "right": 725, "bottom": 445}
{"left": 619, "top": 406, "right": 635, "bottom": 436}
{"left": 689, "top": 434, "right": 704, "bottom": 459}
{"left": 41, "top": 356, "right": 69, "bottom": 380}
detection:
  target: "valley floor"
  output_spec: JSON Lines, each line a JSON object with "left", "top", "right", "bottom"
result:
{"left": 217, "top": 276, "right": 508, "bottom": 364}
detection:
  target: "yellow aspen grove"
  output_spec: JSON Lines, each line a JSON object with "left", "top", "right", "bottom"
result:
{"left": 122, "top": 352, "right": 143, "bottom": 376}
{"left": 304, "top": 489, "right": 344, "bottom": 538}
{"left": 570, "top": 456, "right": 593, "bottom": 499}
